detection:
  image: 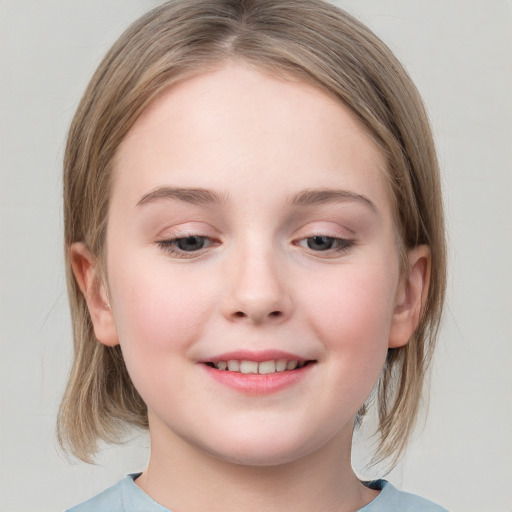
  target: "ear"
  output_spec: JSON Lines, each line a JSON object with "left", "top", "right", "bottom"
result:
{"left": 388, "top": 245, "right": 431, "bottom": 349}
{"left": 70, "top": 242, "right": 119, "bottom": 347}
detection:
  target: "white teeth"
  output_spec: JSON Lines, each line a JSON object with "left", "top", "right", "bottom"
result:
{"left": 240, "top": 360, "right": 259, "bottom": 374}
{"left": 212, "top": 359, "right": 310, "bottom": 373}
{"left": 258, "top": 360, "right": 276, "bottom": 374}
{"left": 286, "top": 360, "right": 298, "bottom": 370}
{"left": 276, "top": 359, "right": 287, "bottom": 372}
{"left": 227, "top": 360, "right": 240, "bottom": 371}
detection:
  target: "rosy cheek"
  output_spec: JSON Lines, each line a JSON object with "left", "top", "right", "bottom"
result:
{"left": 109, "top": 263, "right": 212, "bottom": 354}
{"left": 301, "top": 266, "right": 396, "bottom": 353}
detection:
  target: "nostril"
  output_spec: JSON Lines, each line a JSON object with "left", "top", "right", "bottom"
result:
{"left": 229, "top": 309, "right": 285, "bottom": 323}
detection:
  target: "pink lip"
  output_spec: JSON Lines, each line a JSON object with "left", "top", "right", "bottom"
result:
{"left": 198, "top": 350, "right": 316, "bottom": 395}
{"left": 200, "top": 350, "right": 309, "bottom": 364}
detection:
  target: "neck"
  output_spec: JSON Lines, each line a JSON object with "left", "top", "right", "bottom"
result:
{"left": 136, "top": 424, "right": 378, "bottom": 512}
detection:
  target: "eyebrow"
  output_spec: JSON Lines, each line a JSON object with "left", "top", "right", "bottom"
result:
{"left": 136, "top": 185, "right": 377, "bottom": 214}
{"left": 136, "top": 186, "right": 227, "bottom": 207}
{"left": 289, "top": 188, "right": 377, "bottom": 213}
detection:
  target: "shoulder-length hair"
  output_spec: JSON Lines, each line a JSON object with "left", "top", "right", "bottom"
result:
{"left": 59, "top": 0, "right": 446, "bottom": 466}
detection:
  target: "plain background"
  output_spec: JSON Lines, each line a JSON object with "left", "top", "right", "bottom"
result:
{"left": 1, "top": 1, "right": 511, "bottom": 510}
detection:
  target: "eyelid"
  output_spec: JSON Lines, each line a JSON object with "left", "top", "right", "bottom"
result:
{"left": 156, "top": 229, "right": 221, "bottom": 258}
{"left": 291, "top": 222, "right": 356, "bottom": 257}
{"left": 291, "top": 222, "right": 353, "bottom": 241}
{"left": 293, "top": 235, "right": 355, "bottom": 253}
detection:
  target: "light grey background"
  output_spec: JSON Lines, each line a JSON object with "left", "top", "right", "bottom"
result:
{"left": 1, "top": 1, "right": 511, "bottom": 511}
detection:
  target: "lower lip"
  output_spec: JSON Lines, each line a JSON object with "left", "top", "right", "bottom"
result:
{"left": 200, "top": 363, "right": 314, "bottom": 395}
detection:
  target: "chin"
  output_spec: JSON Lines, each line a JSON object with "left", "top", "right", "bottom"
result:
{"left": 196, "top": 429, "right": 329, "bottom": 468}
{"left": 208, "top": 446, "right": 306, "bottom": 468}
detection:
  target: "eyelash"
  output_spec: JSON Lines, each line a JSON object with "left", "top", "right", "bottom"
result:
{"left": 295, "top": 235, "right": 355, "bottom": 254}
{"left": 156, "top": 234, "right": 217, "bottom": 258}
{"left": 156, "top": 233, "right": 354, "bottom": 258}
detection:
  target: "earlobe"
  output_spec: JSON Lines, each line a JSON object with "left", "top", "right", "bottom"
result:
{"left": 70, "top": 242, "right": 119, "bottom": 347}
{"left": 388, "top": 245, "right": 431, "bottom": 348}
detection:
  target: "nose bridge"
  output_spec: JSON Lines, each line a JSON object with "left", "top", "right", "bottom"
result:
{"left": 223, "top": 235, "right": 291, "bottom": 324}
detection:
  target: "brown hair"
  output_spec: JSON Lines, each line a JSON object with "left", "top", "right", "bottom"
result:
{"left": 58, "top": 0, "right": 446, "bottom": 466}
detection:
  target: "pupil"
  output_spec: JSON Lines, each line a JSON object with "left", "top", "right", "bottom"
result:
{"left": 177, "top": 236, "right": 204, "bottom": 251}
{"left": 308, "top": 236, "right": 333, "bottom": 251}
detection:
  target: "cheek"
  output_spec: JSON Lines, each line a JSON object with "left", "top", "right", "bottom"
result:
{"left": 107, "top": 259, "right": 214, "bottom": 359}
{"left": 106, "top": 261, "right": 219, "bottom": 409}
{"left": 301, "top": 262, "right": 398, "bottom": 360}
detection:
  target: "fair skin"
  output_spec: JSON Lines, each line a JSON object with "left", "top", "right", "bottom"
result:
{"left": 71, "top": 63, "right": 429, "bottom": 512}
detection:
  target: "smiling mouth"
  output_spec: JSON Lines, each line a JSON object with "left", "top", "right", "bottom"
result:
{"left": 205, "top": 359, "right": 316, "bottom": 375}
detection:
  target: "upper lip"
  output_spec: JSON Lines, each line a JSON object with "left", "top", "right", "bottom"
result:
{"left": 199, "top": 350, "right": 312, "bottom": 363}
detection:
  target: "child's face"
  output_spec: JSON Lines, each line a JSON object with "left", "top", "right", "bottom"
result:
{"left": 83, "top": 63, "right": 424, "bottom": 465}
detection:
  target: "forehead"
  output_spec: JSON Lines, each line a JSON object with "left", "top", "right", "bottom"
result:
{"left": 112, "top": 62, "right": 391, "bottom": 217}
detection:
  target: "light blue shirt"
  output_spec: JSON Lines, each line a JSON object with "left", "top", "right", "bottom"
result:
{"left": 66, "top": 474, "right": 448, "bottom": 511}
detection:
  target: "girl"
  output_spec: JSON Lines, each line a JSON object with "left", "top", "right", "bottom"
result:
{"left": 59, "top": 1, "right": 447, "bottom": 510}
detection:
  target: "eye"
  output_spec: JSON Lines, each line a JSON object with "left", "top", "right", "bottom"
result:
{"left": 296, "top": 235, "right": 353, "bottom": 253}
{"left": 175, "top": 235, "right": 209, "bottom": 252}
{"left": 305, "top": 235, "right": 335, "bottom": 251}
{"left": 157, "top": 235, "right": 216, "bottom": 257}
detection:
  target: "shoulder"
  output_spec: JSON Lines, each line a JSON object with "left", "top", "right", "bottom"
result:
{"left": 361, "top": 480, "right": 449, "bottom": 512}
{"left": 65, "top": 474, "right": 171, "bottom": 512}
{"left": 65, "top": 478, "right": 124, "bottom": 512}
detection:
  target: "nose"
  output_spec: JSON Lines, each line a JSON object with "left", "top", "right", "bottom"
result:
{"left": 222, "top": 246, "right": 292, "bottom": 325}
